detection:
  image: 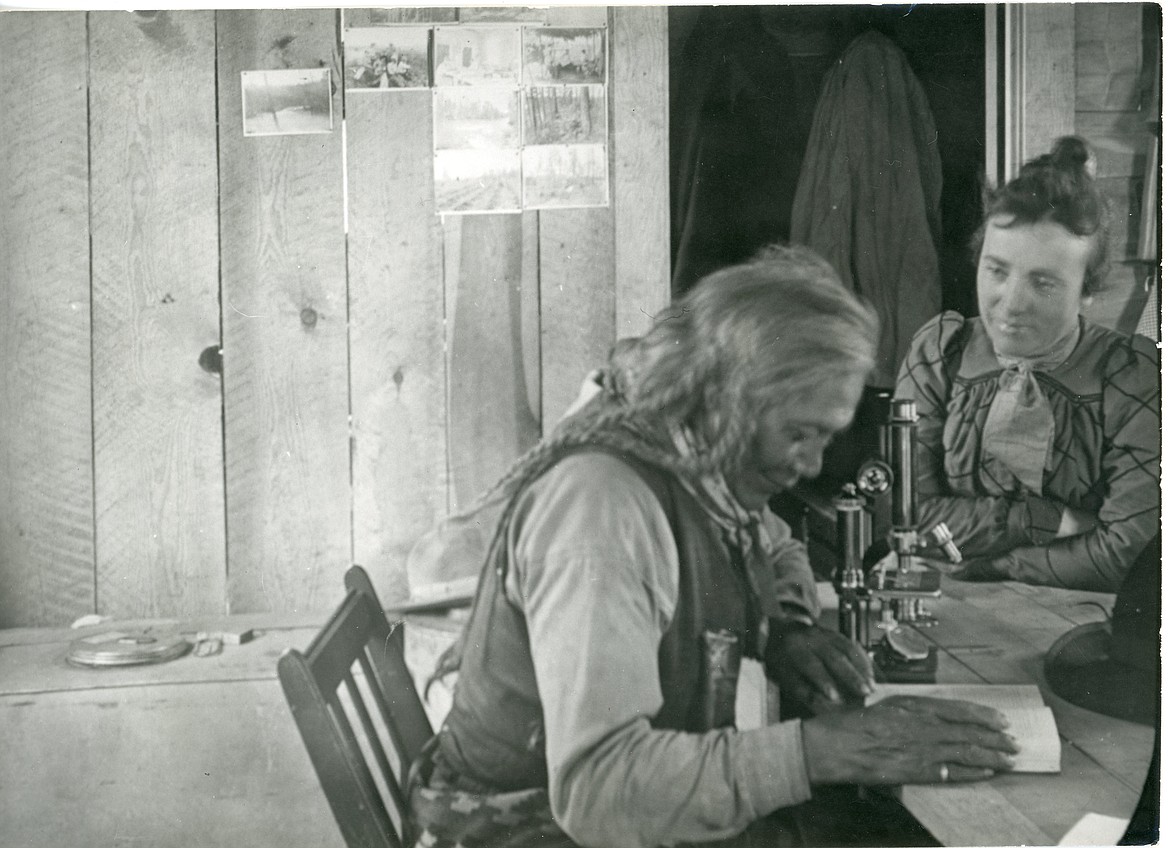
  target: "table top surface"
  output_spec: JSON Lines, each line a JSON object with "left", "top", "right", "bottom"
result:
{"left": 0, "top": 608, "right": 461, "bottom": 848}
{"left": 0, "top": 584, "right": 1156, "bottom": 848}
{"left": 819, "top": 576, "right": 1156, "bottom": 847}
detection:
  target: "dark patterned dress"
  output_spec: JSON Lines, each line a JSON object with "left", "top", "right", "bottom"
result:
{"left": 896, "top": 312, "right": 1160, "bottom": 591}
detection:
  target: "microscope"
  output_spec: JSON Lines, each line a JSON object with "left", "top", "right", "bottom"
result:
{"left": 832, "top": 397, "right": 961, "bottom": 683}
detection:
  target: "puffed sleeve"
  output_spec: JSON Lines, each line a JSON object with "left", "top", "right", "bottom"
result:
{"left": 896, "top": 312, "right": 1064, "bottom": 557}
{"left": 994, "top": 334, "right": 1161, "bottom": 591}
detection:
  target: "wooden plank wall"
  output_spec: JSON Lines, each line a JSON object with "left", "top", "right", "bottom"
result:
{"left": 347, "top": 88, "right": 447, "bottom": 600}
{"left": 444, "top": 215, "right": 542, "bottom": 510}
{"left": 0, "top": 12, "right": 94, "bottom": 626}
{"left": 1074, "top": 3, "right": 1155, "bottom": 333}
{"left": 0, "top": 7, "right": 671, "bottom": 625}
{"left": 612, "top": 7, "right": 671, "bottom": 341}
{"left": 90, "top": 11, "right": 226, "bottom": 618}
{"left": 218, "top": 10, "right": 353, "bottom": 615}
{"left": 1004, "top": 4, "right": 1156, "bottom": 334}
{"left": 1020, "top": 5, "right": 1077, "bottom": 164}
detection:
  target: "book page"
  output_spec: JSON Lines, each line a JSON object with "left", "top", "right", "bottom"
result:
{"left": 1058, "top": 812, "right": 1130, "bottom": 845}
{"left": 866, "top": 684, "right": 1061, "bottom": 773}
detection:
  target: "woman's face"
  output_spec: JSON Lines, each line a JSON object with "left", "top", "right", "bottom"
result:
{"left": 726, "top": 371, "right": 866, "bottom": 510}
{"left": 977, "top": 216, "right": 1094, "bottom": 358}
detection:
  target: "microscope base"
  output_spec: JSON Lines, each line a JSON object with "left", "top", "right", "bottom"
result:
{"left": 872, "top": 642, "right": 938, "bottom": 683}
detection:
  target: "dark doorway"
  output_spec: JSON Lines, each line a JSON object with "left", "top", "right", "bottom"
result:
{"left": 669, "top": 4, "right": 986, "bottom": 318}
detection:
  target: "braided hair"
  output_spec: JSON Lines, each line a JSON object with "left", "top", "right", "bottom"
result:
{"left": 972, "top": 136, "right": 1111, "bottom": 295}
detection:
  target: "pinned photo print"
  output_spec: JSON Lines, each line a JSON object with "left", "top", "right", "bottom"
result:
{"left": 345, "top": 26, "right": 431, "bottom": 90}
{"left": 523, "top": 84, "right": 605, "bottom": 145}
{"left": 523, "top": 144, "right": 608, "bottom": 209}
{"left": 434, "top": 87, "right": 520, "bottom": 151}
{"left": 435, "top": 149, "right": 522, "bottom": 213}
{"left": 241, "top": 68, "right": 333, "bottom": 137}
{"left": 433, "top": 26, "right": 521, "bottom": 86}
{"left": 458, "top": 7, "right": 547, "bottom": 22}
{"left": 523, "top": 27, "right": 606, "bottom": 85}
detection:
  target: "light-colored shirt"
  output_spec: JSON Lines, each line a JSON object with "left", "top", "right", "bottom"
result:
{"left": 503, "top": 451, "right": 816, "bottom": 848}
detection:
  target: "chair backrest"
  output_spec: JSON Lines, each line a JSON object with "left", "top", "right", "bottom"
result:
{"left": 279, "top": 565, "right": 434, "bottom": 848}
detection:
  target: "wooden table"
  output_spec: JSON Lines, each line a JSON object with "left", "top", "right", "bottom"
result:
{"left": 2, "top": 586, "right": 1151, "bottom": 848}
{"left": 0, "top": 611, "right": 459, "bottom": 848}
{"left": 820, "top": 577, "right": 1155, "bottom": 846}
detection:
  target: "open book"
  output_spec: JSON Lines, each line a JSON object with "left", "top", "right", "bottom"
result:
{"left": 866, "top": 684, "right": 1062, "bottom": 773}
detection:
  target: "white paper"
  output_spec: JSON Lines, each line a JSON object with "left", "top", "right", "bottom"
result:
{"left": 735, "top": 658, "right": 768, "bottom": 730}
{"left": 1058, "top": 812, "right": 1130, "bottom": 845}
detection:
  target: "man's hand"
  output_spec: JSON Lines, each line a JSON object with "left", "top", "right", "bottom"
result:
{"left": 801, "top": 695, "right": 1019, "bottom": 785}
{"left": 767, "top": 622, "right": 875, "bottom": 709}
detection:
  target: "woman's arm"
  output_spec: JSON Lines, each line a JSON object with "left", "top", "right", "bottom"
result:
{"left": 987, "top": 336, "right": 1160, "bottom": 591}
{"left": 897, "top": 314, "right": 1064, "bottom": 558}
{"left": 511, "top": 454, "right": 812, "bottom": 848}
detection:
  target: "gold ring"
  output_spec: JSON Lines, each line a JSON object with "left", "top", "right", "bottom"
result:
{"left": 940, "top": 764, "right": 950, "bottom": 782}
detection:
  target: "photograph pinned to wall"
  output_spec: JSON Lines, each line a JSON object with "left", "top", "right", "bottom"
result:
{"left": 523, "top": 84, "right": 605, "bottom": 146}
{"left": 435, "top": 148, "right": 522, "bottom": 213}
{"left": 241, "top": 68, "right": 333, "bottom": 137}
{"left": 433, "top": 25, "right": 522, "bottom": 86}
{"left": 523, "top": 143, "right": 608, "bottom": 209}
{"left": 458, "top": 7, "right": 547, "bottom": 23}
{"left": 345, "top": 26, "right": 431, "bottom": 90}
{"left": 522, "top": 27, "right": 606, "bottom": 85}
{"left": 435, "top": 87, "right": 520, "bottom": 151}
{"left": 350, "top": 8, "right": 455, "bottom": 25}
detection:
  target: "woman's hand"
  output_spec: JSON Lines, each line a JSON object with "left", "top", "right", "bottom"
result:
{"left": 949, "top": 557, "right": 1006, "bottom": 582}
{"left": 767, "top": 623, "right": 875, "bottom": 709}
{"left": 801, "top": 695, "right": 1020, "bottom": 785}
{"left": 1056, "top": 506, "right": 1098, "bottom": 539}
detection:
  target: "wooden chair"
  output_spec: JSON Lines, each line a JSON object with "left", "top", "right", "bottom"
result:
{"left": 278, "top": 565, "right": 434, "bottom": 848}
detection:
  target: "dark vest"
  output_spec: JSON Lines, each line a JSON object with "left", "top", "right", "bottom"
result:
{"left": 436, "top": 447, "right": 762, "bottom": 792}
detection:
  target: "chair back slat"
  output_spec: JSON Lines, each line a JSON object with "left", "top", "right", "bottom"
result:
{"left": 343, "top": 671, "right": 413, "bottom": 823}
{"left": 279, "top": 565, "right": 436, "bottom": 848}
{"left": 279, "top": 651, "right": 403, "bottom": 848}
{"left": 360, "top": 620, "right": 434, "bottom": 769}
{"left": 303, "top": 592, "right": 379, "bottom": 693}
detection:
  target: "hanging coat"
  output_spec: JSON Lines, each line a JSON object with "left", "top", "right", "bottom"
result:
{"left": 790, "top": 30, "right": 944, "bottom": 387}
{"left": 669, "top": 7, "right": 810, "bottom": 296}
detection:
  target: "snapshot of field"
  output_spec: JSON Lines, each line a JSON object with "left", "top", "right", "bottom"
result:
{"left": 522, "top": 142, "right": 607, "bottom": 208}
{"left": 245, "top": 106, "right": 331, "bottom": 135}
{"left": 524, "top": 173, "right": 607, "bottom": 208}
{"left": 435, "top": 174, "right": 522, "bottom": 212}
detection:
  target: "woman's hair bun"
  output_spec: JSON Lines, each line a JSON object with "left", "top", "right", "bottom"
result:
{"left": 1049, "top": 135, "right": 1096, "bottom": 178}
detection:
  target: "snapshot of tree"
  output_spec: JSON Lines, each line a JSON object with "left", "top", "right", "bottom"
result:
{"left": 523, "top": 84, "right": 605, "bottom": 145}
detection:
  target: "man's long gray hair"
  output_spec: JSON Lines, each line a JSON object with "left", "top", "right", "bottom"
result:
{"left": 429, "top": 244, "right": 879, "bottom": 689}
{"left": 482, "top": 243, "right": 880, "bottom": 503}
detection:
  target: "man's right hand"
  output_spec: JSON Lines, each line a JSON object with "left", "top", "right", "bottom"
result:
{"left": 800, "top": 695, "right": 1020, "bottom": 785}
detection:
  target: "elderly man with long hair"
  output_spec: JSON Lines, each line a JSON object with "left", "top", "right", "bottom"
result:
{"left": 406, "top": 245, "right": 1018, "bottom": 848}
